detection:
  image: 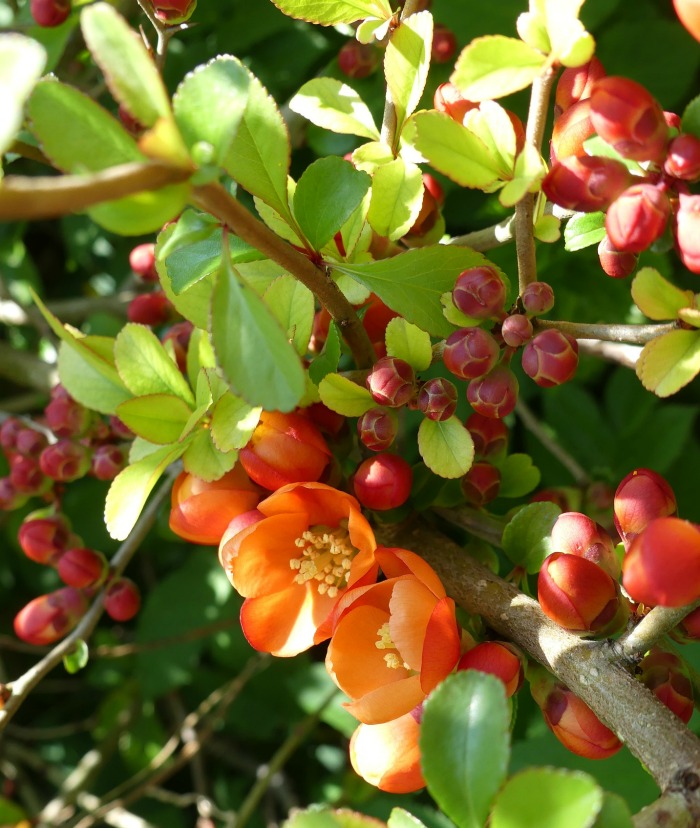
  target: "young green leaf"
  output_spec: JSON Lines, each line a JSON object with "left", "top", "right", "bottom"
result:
{"left": 417, "top": 416, "right": 474, "bottom": 479}
{"left": 501, "top": 501, "right": 561, "bottom": 573}
{"left": 631, "top": 267, "right": 693, "bottom": 320}
{"left": 385, "top": 317, "right": 432, "bottom": 371}
{"left": 210, "top": 256, "right": 306, "bottom": 412}
{"left": 451, "top": 35, "right": 547, "bottom": 101}
{"left": 293, "top": 156, "right": 371, "bottom": 250}
{"left": 636, "top": 329, "right": 700, "bottom": 398}
{"left": 563, "top": 212, "right": 607, "bottom": 252}
{"left": 497, "top": 453, "right": 541, "bottom": 498}
{"left": 490, "top": 768, "right": 603, "bottom": 828}
{"left": 421, "top": 671, "right": 510, "bottom": 828}
{"left": 284, "top": 807, "right": 388, "bottom": 828}
{"left": 499, "top": 143, "right": 547, "bottom": 207}
{"left": 289, "top": 78, "right": 380, "bottom": 140}
{"left": 387, "top": 810, "right": 429, "bottom": 828}
{"left": 464, "top": 102, "right": 516, "bottom": 177}
{"left": 0, "top": 34, "right": 46, "bottom": 159}
{"left": 57, "top": 340, "right": 132, "bottom": 415}
{"left": 115, "top": 394, "right": 194, "bottom": 444}
{"left": 182, "top": 426, "right": 238, "bottom": 481}
{"left": 63, "top": 639, "right": 89, "bottom": 674}
{"left": 264, "top": 274, "right": 315, "bottom": 355}
{"left": 385, "top": 11, "right": 433, "bottom": 136}
{"left": 318, "top": 373, "right": 374, "bottom": 416}
{"left": 681, "top": 93, "right": 700, "bottom": 139}
{"left": 367, "top": 157, "right": 424, "bottom": 241}
{"left": 210, "top": 393, "right": 261, "bottom": 453}
{"left": 309, "top": 323, "right": 342, "bottom": 385}
{"left": 270, "top": 0, "right": 392, "bottom": 26}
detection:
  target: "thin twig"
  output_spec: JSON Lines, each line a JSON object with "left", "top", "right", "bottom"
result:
{"left": 536, "top": 319, "right": 676, "bottom": 345}
{"left": 577, "top": 339, "right": 642, "bottom": 370}
{"left": 447, "top": 215, "right": 515, "bottom": 251}
{"left": 616, "top": 600, "right": 700, "bottom": 662}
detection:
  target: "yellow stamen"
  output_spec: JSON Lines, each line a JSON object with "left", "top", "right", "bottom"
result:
{"left": 375, "top": 622, "right": 411, "bottom": 671}
{"left": 289, "top": 521, "right": 357, "bottom": 597}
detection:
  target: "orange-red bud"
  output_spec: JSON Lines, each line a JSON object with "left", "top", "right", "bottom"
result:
{"left": 613, "top": 468, "right": 677, "bottom": 546}
{"left": 14, "top": 587, "right": 88, "bottom": 645}
{"left": 551, "top": 512, "right": 620, "bottom": 579}
{"left": 638, "top": 647, "right": 694, "bottom": 723}
{"left": 458, "top": 641, "right": 524, "bottom": 697}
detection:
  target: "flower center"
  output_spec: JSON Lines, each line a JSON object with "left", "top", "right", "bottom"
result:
{"left": 375, "top": 622, "right": 410, "bottom": 670}
{"left": 290, "top": 521, "right": 356, "bottom": 598}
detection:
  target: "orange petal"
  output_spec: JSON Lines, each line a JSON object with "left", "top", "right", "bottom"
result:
{"left": 259, "top": 482, "right": 359, "bottom": 526}
{"left": 350, "top": 712, "right": 425, "bottom": 793}
{"left": 170, "top": 489, "right": 260, "bottom": 545}
{"left": 317, "top": 578, "right": 397, "bottom": 642}
{"left": 420, "top": 597, "right": 461, "bottom": 693}
{"left": 345, "top": 674, "right": 424, "bottom": 724}
{"left": 389, "top": 578, "right": 437, "bottom": 672}
{"left": 376, "top": 547, "right": 446, "bottom": 597}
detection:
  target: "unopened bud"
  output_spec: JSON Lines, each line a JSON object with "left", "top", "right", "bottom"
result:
{"left": 521, "top": 330, "right": 578, "bottom": 388}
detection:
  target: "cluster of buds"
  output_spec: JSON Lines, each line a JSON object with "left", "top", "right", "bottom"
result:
{"left": 546, "top": 59, "right": 700, "bottom": 277}
{"left": 127, "top": 242, "right": 173, "bottom": 326}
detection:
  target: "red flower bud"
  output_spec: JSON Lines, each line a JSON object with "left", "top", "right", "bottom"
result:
{"left": 104, "top": 578, "right": 141, "bottom": 622}
{"left": 15, "top": 428, "right": 48, "bottom": 458}
{"left": 501, "top": 314, "right": 533, "bottom": 348}
{"left": 417, "top": 378, "right": 458, "bottom": 421}
{"left": 554, "top": 57, "right": 606, "bottom": 116}
{"left": 109, "top": 416, "right": 134, "bottom": 440}
{"left": 57, "top": 548, "right": 108, "bottom": 589}
{"left": 679, "top": 606, "right": 700, "bottom": 640}
{"left": 675, "top": 193, "right": 700, "bottom": 274}
{"left": 597, "top": 235, "right": 639, "bottom": 278}
{"left": 30, "top": 0, "right": 71, "bottom": 27}
{"left": 357, "top": 408, "right": 398, "bottom": 452}
{"left": 542, "top": 155, "right": 632, "bottom": 213}
{"left": 129, "top": 243, "right": 158, "bottom": 282}
{"left": 465, "top": 412, "right": 508, "bottom": 458}
{"left": 304, "top": 403, "right": 346, "bottom": 437}
{"left": 0, "top": 478, "right": 29, "bottom": 511}
{"left": 664, "top": 133, "right": 700, "bottom": 181}
{"left": 45, "top": 394, "right": 92, "bottom": 437}
{"left": 538, "top": 552, "right": 627, "bottom": 634}
{"left": 590, "top": 76, "right": 668, "bottom": 163}
{"left": 458, "top": 641, "right": 524, "bottom": 697}
{"left": 551, "top": 512, "right": 620, "bottom": 579}
{"left": 161, "top": 320, "right": 194, "bottom": 373}
{"left": 452, "top": 266, "right": 506, "bottom": 320}
{"left": 614, "top": 468, "right": 677, "bottom": 545}
{"left": 10, "top": 455, "right": 48, "bottom": 495}
{"left": 360, "top": 295, "right": 401, "bottom": 344}
{"left": 531, "top": 487, "right": 576, "bottom": 512}
{"left": 622, "top": 517, "right": 700, "bottom": 608}
{"left": 443, "top": 327, "right": 500, "bottom": 381}
{"left": 239, "top": 411, "right": 331, "bottom": 491}
{"left": 18, "top": 513, "right": 74, "bottom": 565}
{"left": 422, "top": 173, "right": 445, "bottom": 207}
{"left": 522, "top": 330, "right": 578, "bottom": 388}
{"left": 353, "top": 453, "right": 413, "bottom": 511}
{"left": 551, "top": 99, "right": 595, "bottom": 161}
{"left": 366, "top": 357, "right": 416, "bottom": 408}
{"left": 0, "top": 417, "right": 23, "bottom": 453}
{"left": 467, "top": 365, "right": 519, "bottom": 419}
{"left": 91, "top": 444, "right": 127, "bottom": 481}
{"left": 431, "top": 23, "right": 457, "bottom": 64}
{"left": 638, "top": 647, "right": 694, "bottom": 723}
{"left": 405, "top": 186, "right": 440, "bottom": 238}
{"left": 127, "top": 292, "right": 171, "bottom": 326}
{"left": 434, "top": 82, "right": 477, "bottom": 123}
{"left": 606, "top": 183, "right": 671, "bottom": 254}
{"left": 151, "top": 0, "right": 197, "bottom": 23}
{"left": 461, "top": 462, "right": 501, "bottom": 507}
{"left": 14, "top": 587, "right": 87, "bottom": 645}
{"left": 521, "top": 282, "right": 555, "bottom": 316}
{"left": 338, "top": 41, "right": 378, "bottom": 79}
{"left": 39, "top": 440, "right": 92, "bottom": 482}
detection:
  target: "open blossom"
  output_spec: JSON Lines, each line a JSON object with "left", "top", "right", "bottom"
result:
{"left": 218, "top": 483, "right": 378, "bottom": 657}
{"left": 325, "top": 547, "right": 461, "bottom": 724}
{"left": 350, "top": 711, "right": 424, "bottom": 793}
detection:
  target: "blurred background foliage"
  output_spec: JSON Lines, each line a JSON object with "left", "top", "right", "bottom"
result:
{"left": 0, "top": 0, "right": 699, "bottom": 825}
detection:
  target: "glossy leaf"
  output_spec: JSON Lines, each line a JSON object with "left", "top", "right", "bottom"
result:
{"left": 270, "top": 0, "right": 392, "bottom": 25}
{"left": 309, "top": 322, "right": 342, "bottom": 384}
{"left": 289, "top": 78, "right": 380, "bottom": 140}
{"left": 182, "top": 426, "right": 238, "bottom": 481}
{"left": 631, "top": 267, "right": 692, "bottom": 321}
{"left": 210, "top": 393, "right": 261, "bottom": 452}
{"left": 500, "top": 143, "right": 547, "bottom": 207}
{"left": 115, "top": 394, "right": 193, "bottom": 444}
{"left": 57, "top": 339, "right": 132, "bottom": 415}
{"left": 501, "top": 501, "right": 561, "bottom": 573}
{"left": 0, "top": 34, "right": 46, "bottom": 159}
{"left": 367, "top": 157, "right": 424, "bottom": 241}
{"left": 421, "top": 671, "right": 510, "bottom": 828}
{"left": 87, "top": 184, "right": 190, "bottom": 236}
{"left": 385, "top": 11, "right": 433, "bottom": 133}
{"left": 385, "top": 317, "right": 432, "bottom": 371}
{"left": 417, "top": 416, "right": 475, "bottom": 479}
{"left": 318, "top": 373, "right": 375, "bottom": 416}
{"left": 387, "top": 810, "right": 429, "bottom": 828}
{"left": 564, "top": 212, "right": 606, "bottom": 252}
{"left": 497, "top": 453, "right": 541, "bottom": 498}
{"left": 636, "top": 329, "right": 700, "bottom": 397}
{"left": 264, "top": 274, "right": 315, "bottom": 355}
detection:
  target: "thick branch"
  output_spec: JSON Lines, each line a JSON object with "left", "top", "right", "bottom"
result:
{"left": 192, "top": 181, "right": 376, "bottom": 369}
{"left": 536, "top": 318, "right": 676, "bottom": 345}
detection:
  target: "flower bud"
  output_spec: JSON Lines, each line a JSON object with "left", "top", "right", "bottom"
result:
{"left": 675, "top": 193, "right": 700, "bottom": 274}
{"left": 0, "top": 478, "right": 29, "bottom": 511}
{"left": 91, "top": 444, "right": 127, "bottom": 481}
{"left": 622, "top": 517, "right": 700, "bottom": 608}
{"left": 538, "top": 552, "right": 627, "bottom": 634}
{"left": 531, "top": 487, "right": 577, "bottom": 512}
{"left": 551, "top": 99, "right": 595, "bottom": 161}
{"left": 521, "top": 282, "right": 555, "bottom": 317}
{"left": 127, "top": 292, "right": 171, "bottom": 326}
{"left": 14, "top": 587, "right": 88, "bottom": 645}
{"left": 434, "top": 82, "right": 477, "bottom": 123}
{"left": 501, "top": 314, "right": 533, "bottom": 348}
{"left": 461, "top": 462, "right": 501, "bottom": 506}
{"left": 664, "top": 133, "right": 700, "bottom": 181}
{"left": 417, "top": 378, "right": 458, "bottom": 421}
{"left": 151, "top": 0, "right": 197, "bottom": 23}
{"left": 458, "top": 641, "right": 524, "bottom": 697}
{"left": 405, "top": 185, "right": 440, "bottom": 238}
{"left": 638, "top": 647, "right": 694, "bottom": 723}
{"left": 465, "top": 412, "right": 508, "bottom": 458}
{"left": 170, "top": 464, "right": 262, "bottom": 545}
{"left": 678, "top": 606, "right": 700, "bottom": 640}
{"left": 361, "top": 294, "right": 401, "bottom": 344}
{"left": 39, "top": 440, "right": 92, "bottom": 482}
{"left": 590, "top": 76, "right": 668, "bottom": 163}
{"left": 57, "top": 548, "right": 108, "bottom": 589}
{"left": 366, "top": 357, "right": 416, "bottom": 408}
{"left": 432, "top": 23, "right": 457, "bottom": 64}
{"left": 522, "top": 330, "right": 578, "bottom": 388}
{"left": 30, "top": 0, "right": 71, "bottom": 26}
{"left": 606, "top": 183, "right": 671, "bottom": 254}
{"left": 15, "top": 428, "right": 48, "bottom": 458}
{"left": 0, "top": 417, "right": 23, "bottom": 453}
{"left": 542, "top": 155, "right": 632, "bottom": 213}
{"left": 422, "top": 173, "right": 445, "bottom": 207}
{"left": 452, "top": 266, "right": 506, "bottom": 320}
{"left": 352, "top": 453, "right": 413, "bottom": 511}
{"left": 104, "top": 578, "right": 141, "bottom": 622}
{"left": 161, "top": 320, "right": 194, "bottom": 373}
{"left": 443, "top": 327, "right": 500, "bottom": 381}
{"left": 10, "top": 455, "right": 48, "bottom": 495}
{"left": 554, "top": 57, "right": 606, "bottom": 116}
{"left": 109, "top": 416, "right": 134, "bottom": 440}
{"left": 129, "top": 242, "right": 158, "bottom": 281}
{"left": 18, "top": 513, "right": 73, "bottom": 565}
{"left": 467, "top": 365, "right": 519, "bottom": 419}
{"left": 338, "top": 41, "right": 379, "bottom": 79}
{"left": 614, "top": 468, "right": 677, "bottom": 545}
{"left": 304, "top": 403, "right": 345, "bottom": 438}
{"left": 597, "top": 235, "right": 638, "bottom": 278}
{"left": 45, "top": 394, "right": 93, "bottom": 437}
{"left": 357, "top": 408, "right": 398, "bottom": 452}
{"left": 551, "top": 512, "right": 620, "bottom": 579}
{"left": 239, "top": 411, "right": 331, "bottom": 491}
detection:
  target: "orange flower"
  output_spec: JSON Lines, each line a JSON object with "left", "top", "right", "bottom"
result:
{"left": 325, "top": 547, "right": 461, "bottom": 724}
{"left": 350, "top": 711, "right": 424, "bottom": 793}
{"left": 218, "top": 482, "right": 378, "bottom": 657}
{"left": 169, "top": 464, "right": 262, "bottom": 546}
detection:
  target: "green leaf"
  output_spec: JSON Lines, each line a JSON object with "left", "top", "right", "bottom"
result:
{"left": 182, "top": 426, "right": 237, "bottom": 481}
{"left": 682, "top": 94, "right": 700, "bottom": 139}
{"left": 156, "top": 224, "right": 213, "bottom": 329}
{"left": 88, "top": 183, "right": 191, "bottom": 236}
{"left": 173, "top": 55, "right": 250, "bottom": 171}
{"left": 309, "top": 322, "right": 342, "bottom": 385}
{"left": 491, "top": 768, "right": 603, "bottom": 828}
{"left": 210, "top": 393, "right": 261, "bottom": 453}
{"left": 264, "top": 274, "right": 315, "bottom": 355}
{"left": 270, "top": 0, "right": 392, "bottom": 26}
{"left": 294, "top": 157, "right": 371, "bottom": 250}
{"left": 387, "top": 810, "right": 429, "bottom": 828}
{"left": 636, "top": 330, "right": 700, "bottom": 398}
{"left": 289, "top": 78, "right": 380, "bottom": 140}
{"left": 385, "top": 11, "right": 433, "bottom": 133}
{"left": 412, "top": 111, "right": 502, "bottom": 190}
{"left": 106, "top": 443, "right": 185, "bottom": 540}
{"left": 497, "top": 453, "right": 541, "bottom": 498}
{"left": 501, "top": 502, "right": 561, "bottom": 573}
{"left": 116, "top": 394, "right": 194, "bottom": 444}
{"left": 563, "top": 211, "right": 607, "bottom": 252}
{"left": 0, "top": 798, "right": 27, "bottom": 825}
{"left": 114, "top": 324, "right": 195, "bottom": 405}
{"left": 451, "top": 35, "right": 547, "bottom": 101}
{"left": 500, "top": 143, "right": 547, "bottom": 207}
{"left": 367, "top": 157, "right": 425, "bottom": 241}
{"left": 210, "top": 257, "right": 306, "bottom": 412}
{"left": 318, "top": 373, "right": 374, "bottom": 416}
{"left": 334, "top": 247, "right": 503, "bottom": 338}
{"left": 81, "top": 3, "right": 171, "bottom": 129}
{"left": 158, "top": 209, "right": 221, "bottom": 294}
{"left": 63, "top": 639, "right": 89, "bottom": 674}
{"left": 418, "top": 416, "right": 474, "bottom": 479}
{"left": 0, "top": 34, "right": 46, "bottom": 159}
{"left": 385, "top": 317, "right": 432, "bottom": 371}
{"left": 226, "top": 68, "right": 292, "bottom": 221}
{"left": 58, "top": 339, "right": 132, "bottom": 415}
{"left": 631, "top": 267, "right": 692, "bottom": 320}
{"left": 592, "top": 793, "right": 633, "bottom": 828}
{"left": 421, "top": 671, "right": 510, "bottom": 828}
